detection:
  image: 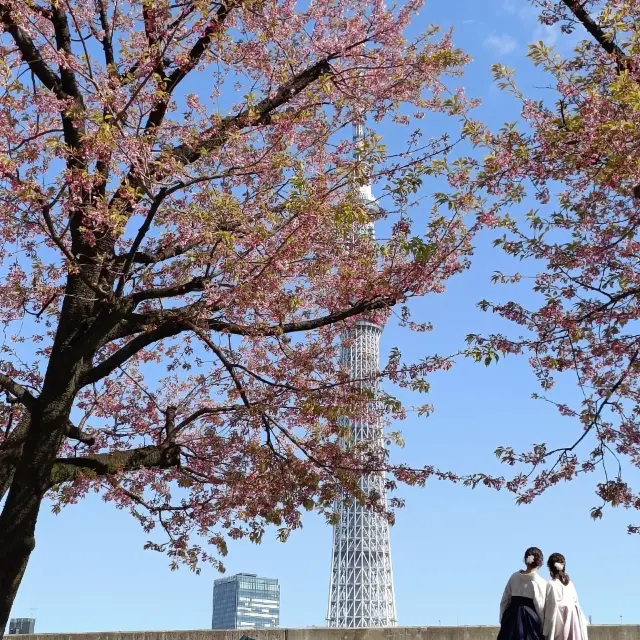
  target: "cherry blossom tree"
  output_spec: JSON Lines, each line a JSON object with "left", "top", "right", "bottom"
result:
{"left": 0, "top": 0, "right": 478, "bottom": 629}
{"left": 462, "top": 0, "right": 640, "bottom": 532}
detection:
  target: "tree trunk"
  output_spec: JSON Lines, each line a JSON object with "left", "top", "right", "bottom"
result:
{"left": 0, "top": 416, "right": 32, "bottom": 502}
{"left": 0, "top": 402, "right": 72, "bottom": 636}
{"left": 0, "top": 220, "right": 117, "bottom": 635}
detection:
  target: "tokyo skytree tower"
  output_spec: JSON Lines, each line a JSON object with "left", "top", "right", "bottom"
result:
{"left": 326, "top": 117, "right": 397, "bottom": 628}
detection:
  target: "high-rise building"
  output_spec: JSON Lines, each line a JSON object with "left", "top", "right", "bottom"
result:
{"left": 9, "top": 618, "right": 36, "bottom": 635}
{"left": 212, "top": 573, "right": 279, "bottom": 630}
{"left": 326, "top": 118, "right": 396, "bottom": 628}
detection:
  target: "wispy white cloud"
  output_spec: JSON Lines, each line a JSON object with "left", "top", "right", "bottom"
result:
{"left": 485, "top": 34, "right": 518, "bottom": 55}
{"left": 533, "top": 23, "right": 560, "bottom": 47}
{"left": 504, "top": 0, "right": 566, "bottom": 50}
{"left": 502, "top": 0, "right": 536, "bottom": 21}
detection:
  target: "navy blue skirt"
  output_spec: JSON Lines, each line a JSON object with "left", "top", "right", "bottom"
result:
{"left": 498, "top": 596, "right": 542, "bottom": 640}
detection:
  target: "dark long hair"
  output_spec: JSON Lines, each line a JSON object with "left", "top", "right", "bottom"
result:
{"left": 524, "top": 546, "right": 543, "bottom": 569}
{"left": 547, "top": 552, "right": 570, "bottom": 585}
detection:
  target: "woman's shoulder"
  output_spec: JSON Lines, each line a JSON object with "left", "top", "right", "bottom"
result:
{"left": 547, "top": 578, "right": 573, "bottom": 596}
{"left": 508, "top": 570, "right": 529, "bottom": 580}
{"left": 508, "top": 570, "right": 546, "bottom": 584}
{"left": 532, "top": 572, "right": 548, "bottom": 586}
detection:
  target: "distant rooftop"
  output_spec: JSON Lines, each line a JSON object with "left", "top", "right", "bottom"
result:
{"left": 213, "top": 573, "right": 278, "bottom": 584}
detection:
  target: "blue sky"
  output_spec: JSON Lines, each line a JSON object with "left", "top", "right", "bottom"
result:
{"left": 8, "top": 0, "right": 640, "bottom": 632}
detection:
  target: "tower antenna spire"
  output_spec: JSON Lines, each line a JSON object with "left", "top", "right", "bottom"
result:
{"left": 326, "top": 112, "right": 397, "bottom": 628}
{"left": 351, "top": 113, "right": 376, "bottom": 211}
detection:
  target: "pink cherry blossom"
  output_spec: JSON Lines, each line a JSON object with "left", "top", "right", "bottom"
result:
{"left": 462, "top": 0, "right": 640, "bottom": 535}
{"left": 0, "top": 0, "right": 478, "bottom": 629}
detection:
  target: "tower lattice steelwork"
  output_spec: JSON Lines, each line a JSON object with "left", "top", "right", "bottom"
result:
{"left": 326, "top": 118, "right": 397, "bottom": 628}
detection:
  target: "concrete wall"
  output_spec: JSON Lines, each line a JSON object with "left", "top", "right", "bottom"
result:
{"left": 14, "top": 626, "right": 640, "bottom": 640}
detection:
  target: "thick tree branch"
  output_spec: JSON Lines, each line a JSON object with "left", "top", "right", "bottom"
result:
{"left": 0, "top": 416, "right": 93, "bottom": 503}
{"left": 167, "top": 0, "right": 236, "bottom": 90}
{"left": 171, "top": 58, "right": 334, "bottom": 167}
{"left": 49, "top": 444, "right": 180, "bottom": 487}
{"left": 1, "top": 2, "right": 86, "bottom": 179}
{"left": 50, "top": 4, "right": 82, "bottom": 99}
{"left": 49, "top": 3, "right": 86, "bottom": 157}
{"left": 0, "top": 375, "right": 37, "bottom": 410}
{"left": 143, "top": 0, "right": 238, "bottom": 135}
{"left": 174, "top": 405, "right": 244, "bottom": 433}
{"left": 108, "top": 1, "right": 240, "bottom": 217}
{"left": 576, "top": 286, "right": 640, "bottom": 323}
{"left": 80, "top": 295, "right": 395, "bottom": 388}
{"left": 141, "top": 295, "right": 395, "bottom": 338}
{"left": 0, "top": 4, "right": 63, "bottom": 94}
{"left": 164, "top": 406, "right": 176, "bottom": 440}
{"left": 80, "top": 322, "right": 191, "bottom": 386}
{"left": 129, "top": 276, "right": 208, "bottom": 303}
{"left": 115, "top": 187, "right": 169, "bottom": 295}
{"left": 0, "top": 416, "right": 30, "bottom": 501}
{"left": 561, "top": 0, "right": 631, "bottom": 70}
{"left": 0, "top": 417, "right": 95, "bottom": 453}
{"left": 113, "top": 242, "right": 200, "bottom": 266}
{"left": 64, "top": 422, "right": 95, "bottom": 446}
{"left": 204, "top": 295, "right": 396, "bottom": 335}
{"left": 96, "top": 0, "right": 115, "bottom": 68}
{"left": 26, "top": 2, "right": 52, "bottom": 20}
{"left": 108, "top": 56, "right": 335, "bottom": 222}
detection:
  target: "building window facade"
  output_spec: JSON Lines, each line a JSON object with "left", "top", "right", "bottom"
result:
{"left": 9, "top": 619, "right": 36, "bottom": 635}
{"left": 212, "top": 574, "right": 279, "bottom": 630}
